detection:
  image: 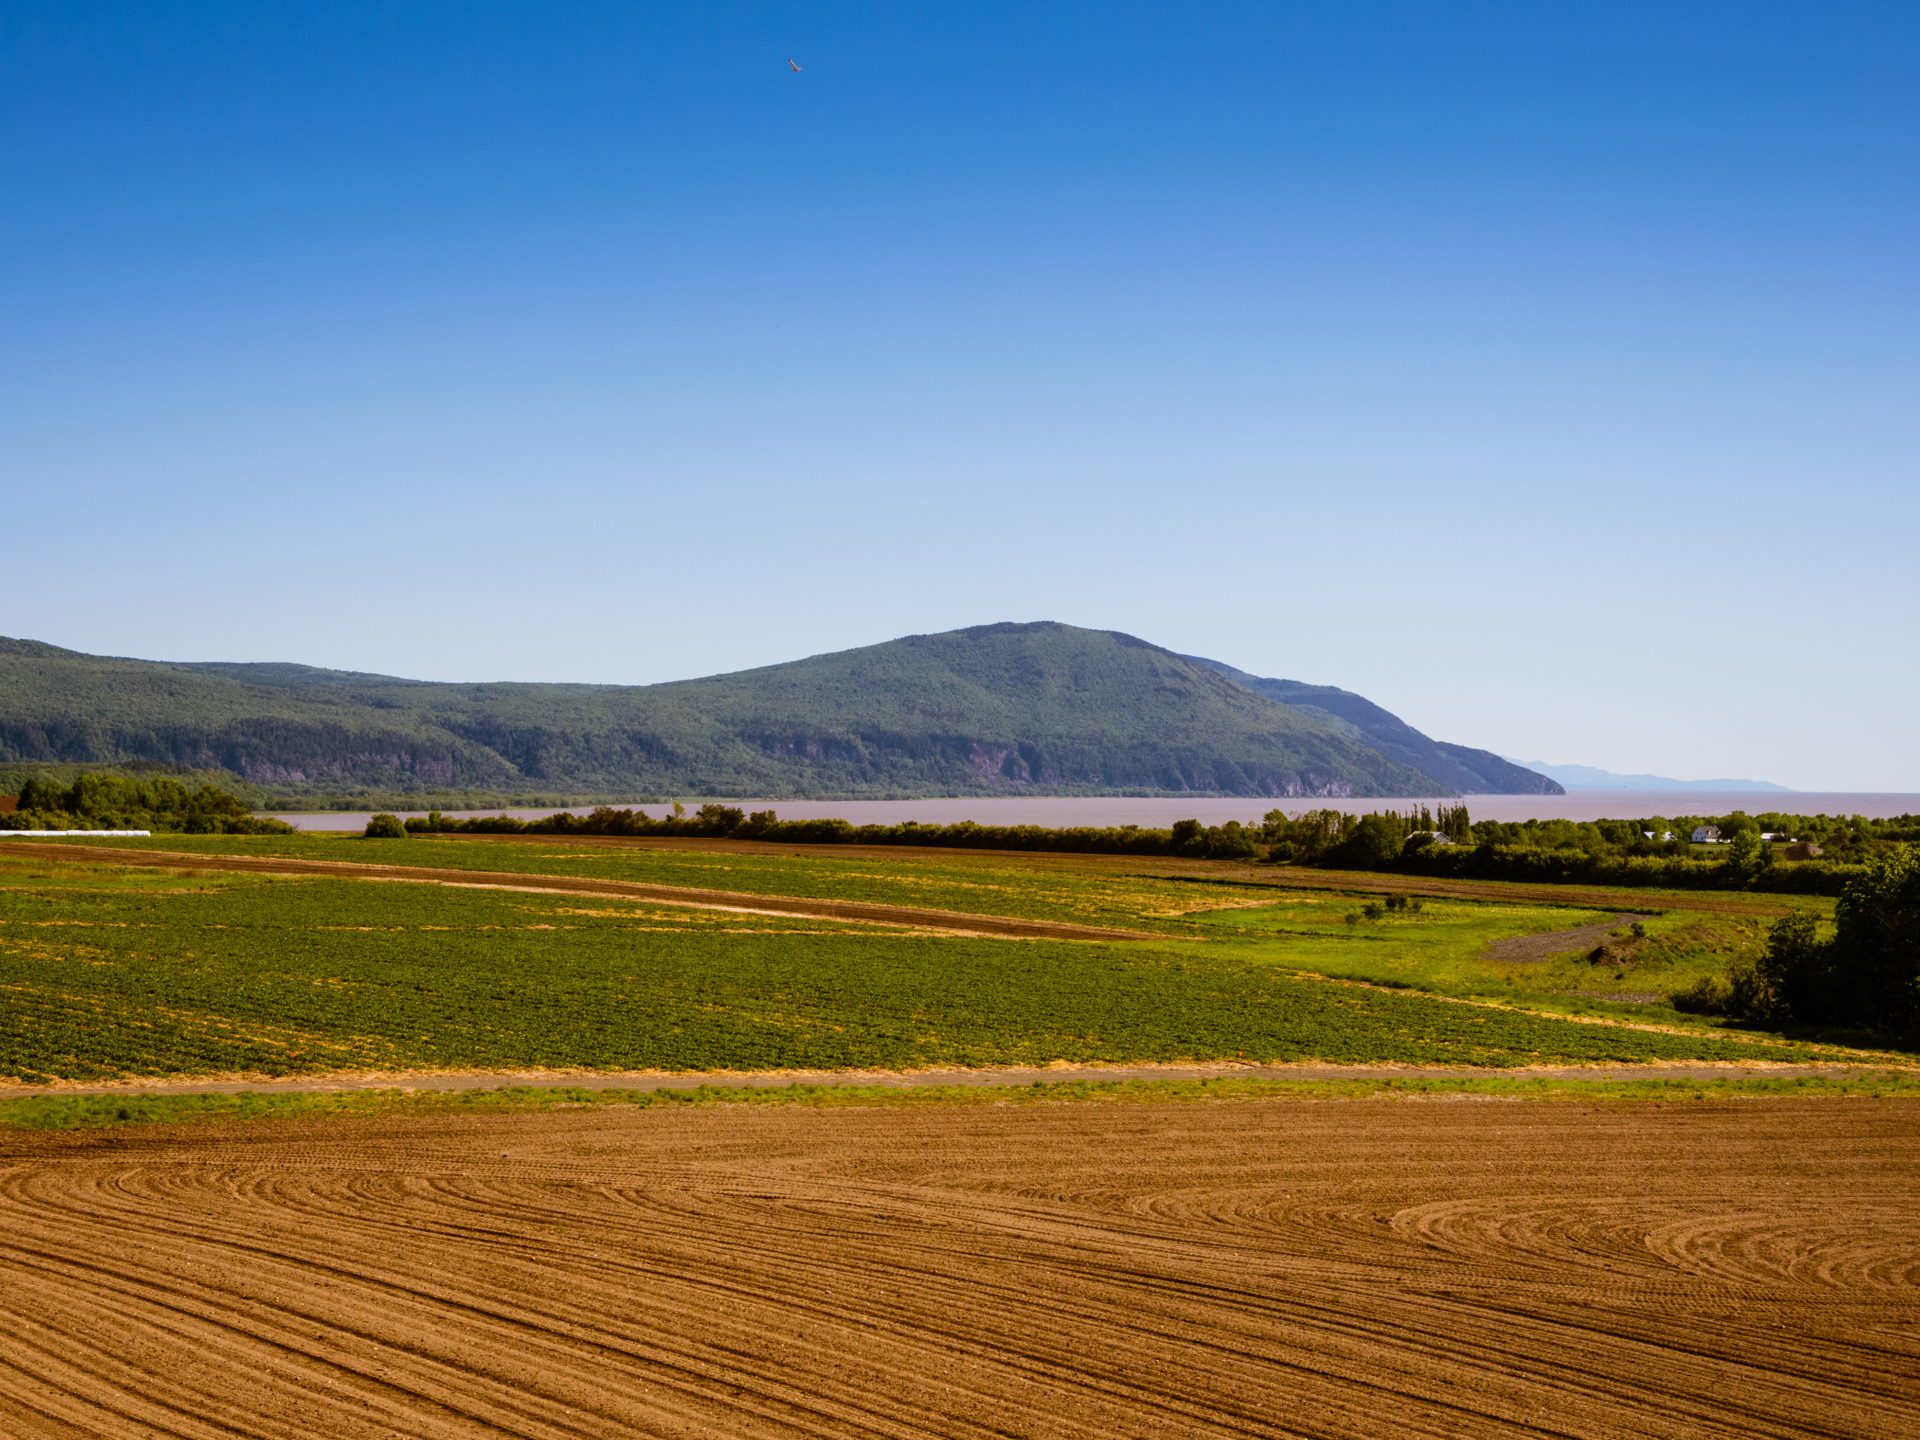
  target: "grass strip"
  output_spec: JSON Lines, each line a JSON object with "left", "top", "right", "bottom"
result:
{"left": 6, "top": 1071, "right": 1918, "bottom": 1132}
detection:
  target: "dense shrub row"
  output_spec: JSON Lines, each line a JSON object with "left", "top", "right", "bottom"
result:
{"left": 5, "top": 774, "right": 291, "bottom": 834}
{"left": 1392, "top": 841, "right": 1866, "bottom": 897}
{"left": 1674, "top": 848, "right": 1920, "bottom": 1040}
{"left": 397, "top": 803, "right": 1269, "bottom": 858}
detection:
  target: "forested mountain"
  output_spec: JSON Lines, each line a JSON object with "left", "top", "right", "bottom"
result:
{"left": 0, "top": 625, "right": 1550, "bottom": 802}
{"left": 1188, "top": 659, "right": 1564, "bottom": 796}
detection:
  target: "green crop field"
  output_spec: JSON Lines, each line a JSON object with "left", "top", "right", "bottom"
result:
{"left": 0, "top": 841, "right": 1850, "bottom": 1084}
{"left": 45, "top": 832, "right": 1251, "bottom": 932}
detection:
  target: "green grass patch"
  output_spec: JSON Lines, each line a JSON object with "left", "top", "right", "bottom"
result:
{"left": 1190, "top": 895, "right": 1782, "bottom": 1026}
{"left": 6, "top": 1070, "right": 1918, "bottom": 1133}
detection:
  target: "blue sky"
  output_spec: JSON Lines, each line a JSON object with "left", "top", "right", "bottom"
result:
{"left": 4, "top": 2, "right": 1916, "bottom": 789}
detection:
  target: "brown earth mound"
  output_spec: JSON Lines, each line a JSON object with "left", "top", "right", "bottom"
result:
{"left": 1, "top": 1098, "right": 1915, "bottom": 1437}
{"left": 1482, "top": 913, "right": 1652, "bottom": 964}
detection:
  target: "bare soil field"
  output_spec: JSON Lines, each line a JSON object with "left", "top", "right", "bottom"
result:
{"left": 1, "top": 1098, "right": 1914, "bottom": 1438}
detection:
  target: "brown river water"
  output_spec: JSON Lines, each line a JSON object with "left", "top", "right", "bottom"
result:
{"left": 271, "top": 791, "right": 1920, "bottom": 831}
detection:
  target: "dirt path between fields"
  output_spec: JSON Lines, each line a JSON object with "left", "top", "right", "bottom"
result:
{"left": 0, "top": 842, "right": 1153, "bottom": 942}
{"left": 4, "top": 1058, "right": 1910, "bottom": 1101}
{"left": 442, "top": 833, "right": 1818, "bottom": 916}
{"left": 1, "top": 1098, "right": 1915, "bottom": 1438}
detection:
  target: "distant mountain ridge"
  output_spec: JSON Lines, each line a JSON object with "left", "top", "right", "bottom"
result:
{"left": 1508, "top": 759, "right": 1792, "bottom": 793}
{"left": 0, "top": 625, "right": 1555, "bottom": 801}
{"left": 1190, "top": 660, "right": 1564, "bottom": 795}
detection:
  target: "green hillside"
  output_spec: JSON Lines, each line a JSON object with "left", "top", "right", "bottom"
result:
{"left": 0, "top": 625, "right": 1467, "bottom": 802}
{"left": 1191, "top": 658, "right": 1563, "bottom": 796}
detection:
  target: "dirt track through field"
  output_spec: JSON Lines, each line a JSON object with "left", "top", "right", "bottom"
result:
{"left": 439, "top": 833, "right": 1816, "bottom": 916}
{"left": 0, "top": 842, "right": 1150, "bottom": 941}
{"left": 0, "top": 1099, "right": 1915, "bottom": 1438}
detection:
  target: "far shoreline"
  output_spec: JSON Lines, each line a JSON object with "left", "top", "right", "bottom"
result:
{"left": 261, "top": 790, "right": 1920, "bottom": 831}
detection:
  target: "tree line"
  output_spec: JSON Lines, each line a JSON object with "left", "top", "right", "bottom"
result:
{"left": 1675, "top": 848, "right": 1920, "bottom": 1041}
{"left": 389, "top": 800, "right": 1470, "bottom": 867}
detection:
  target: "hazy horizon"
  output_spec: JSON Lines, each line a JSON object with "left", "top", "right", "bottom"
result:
{"left": 5, "top": 3, "right": 1915, "bottom": 789}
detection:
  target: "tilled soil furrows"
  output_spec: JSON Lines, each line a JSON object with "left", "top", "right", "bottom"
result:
{"left": 0, "top": 1098, "right": 1914, "bottom": 1437}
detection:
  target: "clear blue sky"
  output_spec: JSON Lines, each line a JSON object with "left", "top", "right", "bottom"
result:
{"left": 4, "top": 2, "right": 1915, "bottom": 789}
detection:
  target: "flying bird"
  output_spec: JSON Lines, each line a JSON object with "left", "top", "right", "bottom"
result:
{"left": 788, "top": 57, "right": 802, "bottom": 73}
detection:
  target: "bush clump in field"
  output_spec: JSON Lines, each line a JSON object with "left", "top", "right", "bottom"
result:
{"left": 363, "top": 813, "right": 408, "bottom": 839}
{"left": 1348, "top": 895, "right": 1423, "bottom": 926}
{"left": 1670, "top": 974, "right": 1733, "bottom": 1015}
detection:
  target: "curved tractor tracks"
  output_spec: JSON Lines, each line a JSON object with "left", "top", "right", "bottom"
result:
{"left": 0, "top": 1099, "right": 1915, "bottom": 1437}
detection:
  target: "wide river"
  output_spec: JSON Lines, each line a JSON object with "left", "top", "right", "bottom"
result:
{"left": 271, "top": 791, "right": 1920, "bottom": 831}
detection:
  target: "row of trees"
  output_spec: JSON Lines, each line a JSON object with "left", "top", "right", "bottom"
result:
{"left": 1469, "top": 810, "right": 1918, "bottom": 863}
{"left": 389, "top": 800, "right": 1467, "bottom": 868}
{"left": 397, "top": 804, "right": 1246, "bottom": 856}
{"left": 1394, "top": 838, "right": 1856, "bottom": 895}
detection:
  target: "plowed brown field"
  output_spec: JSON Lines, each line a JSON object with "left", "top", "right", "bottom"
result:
{"left": 1, "top": 1098, "right": 1915, "bottom": 1438}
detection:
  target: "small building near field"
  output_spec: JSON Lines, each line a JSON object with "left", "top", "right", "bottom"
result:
{"left": 1691, "top": 825, "right": 1723, "bottom": 844}
{"left": 1783, "top": 841, "right": 1824, "bottom": 861}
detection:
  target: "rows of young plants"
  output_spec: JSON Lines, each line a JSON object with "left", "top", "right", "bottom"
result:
{"left": 0, "top": 859, "right": 1813, "bottom": 1082}
{"left": 47, "top": 833, "right": 1229, "bottom": 933}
